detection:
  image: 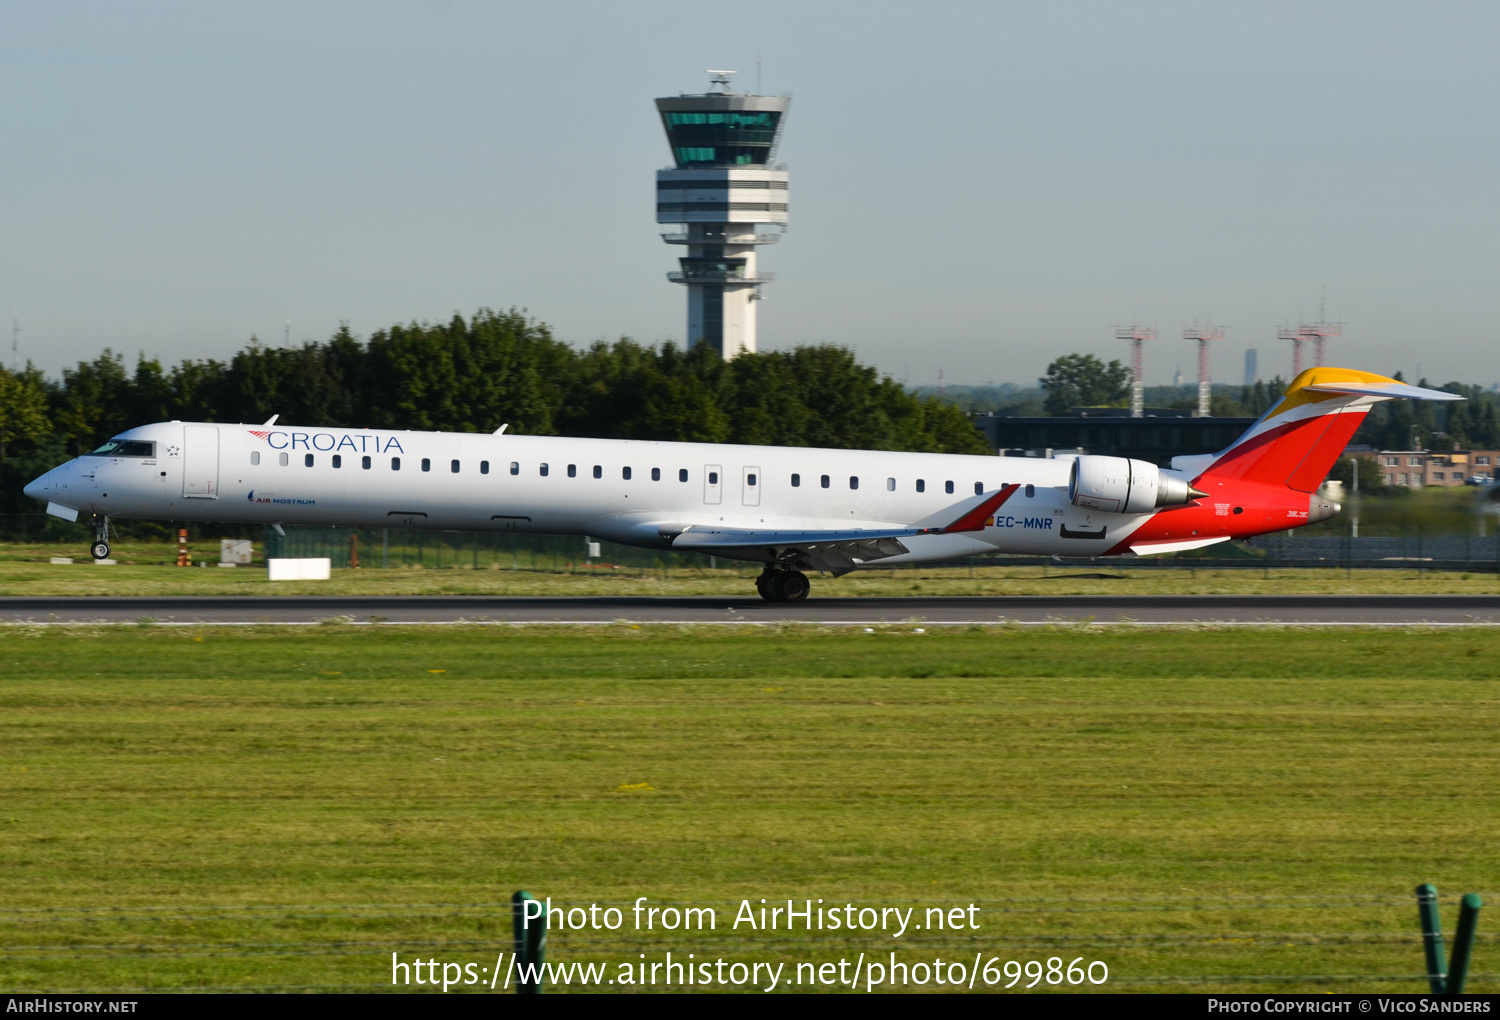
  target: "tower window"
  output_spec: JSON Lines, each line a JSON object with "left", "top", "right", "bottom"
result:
{"left": 791, "top": 473, "right": 800, "bottom": 487}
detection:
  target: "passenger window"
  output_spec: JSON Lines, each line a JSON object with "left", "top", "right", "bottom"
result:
{"left": 945, "top": 481, "right": 954, "bottom": 494}
{"left": 849, "top": 476, "right": 859, "bottom": 490}
{"left": 1025, "top": 483, "right": 1034, "bottom": 498}
{"left": 332, "top": 455, "right": 342, "bottom": 469}
{"left": 480, "top": 461, "right": 489, "bottom": 475}
{"left": 421, "top": 458, "right": 431, "bottom": 472}
{"left": 540, "top": 463, "right": 549, "bottom": 477}
{"left": 451, "top": 460, "right": 460, "bottom": 473}
{"left": 651, "top": 467, "right": 660, "bottom": 481}
{"left": 887, "top": 478, "right": 895, "bottom": 491}
{"left": 916, "top": 479, "right": 925, "bottom": 493}
{"left": 747, "top": 473, "right": 757, "bottom": 486}
{"left": 510, "top": 461, "right": 519, "bottom": 475}
{"left": 568, "top": 464, "right": 577, "bottom": 477}
{"left": 623, "top": 467, "right": 632, "bottom": 480}
{"left": 820, "top": 475, "right": 830, "bottom": 488}
{"left": 974, "top": 482, "right": 983, "bottom": 495}
{"left": 593, "top": 465, "right": 602, "bottom": 479}
{"left": 709, "top": 471, "right": 719, "bottom": 484}
{"left": 305, "top": 453, "right": 314, "bottom": 467}
{"left": 392, "top": 457, "right": 401, "bottom": 470}
{"left": 678, "top": 468, "right": 688, "bottom": 482}
{"left": 362, "top": 455, "right": 371, "bottom": 470}
{"left": 791, "top": 473, "right": 800, "bottom": 487}
{"left": 250, "top": 451, "right": 261, "bottom": 466}
{"left": 279, "top": 453, "right": 289, "bottom": 467}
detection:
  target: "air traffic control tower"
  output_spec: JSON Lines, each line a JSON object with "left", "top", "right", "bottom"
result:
{"left": 656, "top": 72, "right": 789, "bottom": 359}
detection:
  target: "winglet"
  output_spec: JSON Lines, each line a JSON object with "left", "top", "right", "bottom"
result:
{"left": 932, "top": 484, "right": 1021, "bottom": 534}
{"left": 262, "top": 414, "right": 279, "bottom": 427}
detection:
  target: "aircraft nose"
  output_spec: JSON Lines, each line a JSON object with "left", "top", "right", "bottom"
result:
{"left": 23, "top": 472, "right": 49, "bottom": 502}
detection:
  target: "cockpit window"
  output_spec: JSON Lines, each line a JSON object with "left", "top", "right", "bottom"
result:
{"left": 84, "top": 439, "right": 155, "bottom": 458}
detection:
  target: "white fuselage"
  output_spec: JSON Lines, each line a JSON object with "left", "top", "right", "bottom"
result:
{"left": 25, "top": 421, "right": 1165, "bottom": 564}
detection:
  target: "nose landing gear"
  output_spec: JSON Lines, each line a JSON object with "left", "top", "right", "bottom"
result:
{"left": 755, "top": 568, "right": 810, "bottom": 603}
{"left": 90, "top": 517, "right": 111, "bottom": 561}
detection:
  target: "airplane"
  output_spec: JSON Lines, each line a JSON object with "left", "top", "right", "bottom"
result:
{"left": 24, "top": 367, "right": 1460, "bottom": 602}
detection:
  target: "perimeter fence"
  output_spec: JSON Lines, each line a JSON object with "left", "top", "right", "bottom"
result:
{"left": 1, "top": 894, "right": 1493, "bottom": 993}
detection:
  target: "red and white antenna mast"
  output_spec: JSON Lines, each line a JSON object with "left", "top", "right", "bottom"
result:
{"left": 1115, "top": 325, "right": 1155, "bottom": 418}
{"left": 1183, "top": 324, "right": 1223, "bottom": 417}
{"left": 1278, "top": 325, "right": 1304, "bottom": 377}
{"left": 1297, "top": 320, "right": 1342, "bottom": 367}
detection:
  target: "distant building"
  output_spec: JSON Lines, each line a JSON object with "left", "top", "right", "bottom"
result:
{"left": 1244, "top": 348, "right": 1258, "bottom": 386}
{"left": 971, "top": 414, "right": 1257, "bottom": 467}
{"left": 655, "top": 72, "right": 790, "bottom": 360}
{"left": 1376, "top": 449, "right": 1498, "bottom": 487}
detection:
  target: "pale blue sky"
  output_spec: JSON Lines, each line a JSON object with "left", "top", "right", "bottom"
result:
{"left": 2, "top": 1, "right": 1496, "bottom": 387}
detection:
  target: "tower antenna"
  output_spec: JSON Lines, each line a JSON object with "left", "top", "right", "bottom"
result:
{"left": 10, "top": 312, "right": 17, "bottom": 371}
{"left": 756, "top": 52, "right": 761, "bottom": 95}
{"left": 1116, "top": 325, "right": 1156, "bottom": 418}
{"left": 1183, "top": 323, "right": 1224, "bottom": 417}
{"left": 706, "top": 70, "right": 737, "bottom": 93}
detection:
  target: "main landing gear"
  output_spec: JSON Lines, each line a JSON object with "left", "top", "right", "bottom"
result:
{"left": 756, "top": 568, "right": 811, "bottom": 603}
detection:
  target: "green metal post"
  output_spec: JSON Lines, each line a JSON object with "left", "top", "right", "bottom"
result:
{"left": 511, "top": 890, "right": 547, "bottom": 993}
{"left": 1417, "top": 883, "right": 1447, "bottom": 994}
{"left": 1446, "top": 894, "right": 1483, "bottom": 994}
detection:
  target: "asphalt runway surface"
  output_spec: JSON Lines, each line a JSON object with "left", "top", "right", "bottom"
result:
{"left": 2, "top": 594, "right": 1500, "bottom": 625}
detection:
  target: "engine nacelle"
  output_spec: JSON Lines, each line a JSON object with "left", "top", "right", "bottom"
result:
{"left": 1068, "top": 455, "right": 1202, "bottom": 514}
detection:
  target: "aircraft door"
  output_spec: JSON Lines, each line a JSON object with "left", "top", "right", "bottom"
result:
{"left": 742, "top": 466, "right": 761, "bottom": 507}
{"left": 182, "top": 425, "right": 220, "bottom": 498}
{"left": 703, "top": 465, "right": 722, "bottom": 505}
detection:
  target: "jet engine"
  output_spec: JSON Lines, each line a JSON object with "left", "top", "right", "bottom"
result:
{"left": 1068, "top": 455, "right": 1205, "bottom": 514}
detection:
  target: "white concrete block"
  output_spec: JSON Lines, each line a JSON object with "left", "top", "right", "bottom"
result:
{"left": 267, "top": 558, "right": 331, "bottom": 581}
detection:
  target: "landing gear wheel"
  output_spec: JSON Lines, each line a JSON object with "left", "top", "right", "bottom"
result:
{"left": 755, "top": 570, "right": 780, "bottom": 601}
{"left": 91, "top": 541, "right": 111, "bottom": 561}
{"left": 774, "top": 570, "right": 810, "bottom": 603}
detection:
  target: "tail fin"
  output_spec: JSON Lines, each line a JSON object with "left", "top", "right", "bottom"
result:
{"left": 1183, "top": 367, "right": 1461, "bottom": 492}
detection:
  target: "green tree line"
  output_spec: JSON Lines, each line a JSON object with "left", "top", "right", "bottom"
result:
{"left": 0, "top": 308, "right": 990, "bottom": 516}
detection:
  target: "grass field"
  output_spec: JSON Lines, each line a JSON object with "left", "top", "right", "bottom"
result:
{"left": 2, "top": 550, "right": 1499, "bottom": 598}
{"left": 1, "top": 625, "right": 1496, "bottom": 993}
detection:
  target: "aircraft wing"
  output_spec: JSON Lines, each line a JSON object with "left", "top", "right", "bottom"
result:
{"left": 669, "top": 485, "right": 1019, "bottom": 575}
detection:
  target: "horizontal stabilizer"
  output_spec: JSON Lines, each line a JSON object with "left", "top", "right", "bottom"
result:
{"left": 1301, "top": 381, "right": 1463, "bottom": 401}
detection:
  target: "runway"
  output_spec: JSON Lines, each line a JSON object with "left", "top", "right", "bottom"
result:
{"left": 2, "top": 594, "right": 1500, "bottom": 625}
